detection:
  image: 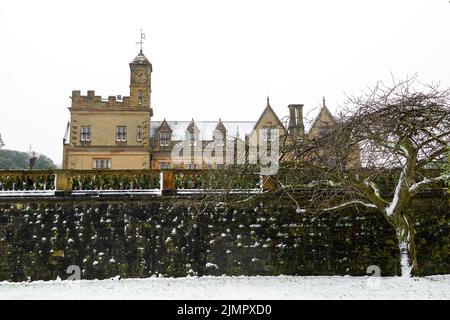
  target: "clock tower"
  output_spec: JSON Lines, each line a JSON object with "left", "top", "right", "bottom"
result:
{"left": 129, "top": 49, "right": 153, "bottom": 113}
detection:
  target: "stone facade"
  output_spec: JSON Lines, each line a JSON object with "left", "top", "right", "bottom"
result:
{"left": 0, "top": 192, "right": 448, "bottom": 281}
{"left": 62, "top": 51, "right": 153, "bottom": 170}
{"left": 63, "top": 51, "right": 353, "bottom": 170}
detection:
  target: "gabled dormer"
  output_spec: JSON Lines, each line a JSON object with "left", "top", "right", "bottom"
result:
{"left": 214, "top": 119, "right": 227, "bottom": 146}
{"left": 157, "top": 119, "right": 172, "bottom": 149}
{"left": 186, "top": 119, "right": 200, "bottom": 146}
{"left": 308, "top": 97, "right": 337, "bottom": 138}
{"left": 249, "top": 97, "right": 287, "bottom": 143}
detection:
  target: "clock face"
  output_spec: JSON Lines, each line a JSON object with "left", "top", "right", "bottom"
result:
{"left": 132, "top": 70, "right": 149, "bottom": 84}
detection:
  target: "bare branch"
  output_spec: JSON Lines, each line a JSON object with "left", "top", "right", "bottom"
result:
{"left": 322, "top": 200, "right": 377, "bottom": 212}
{"left": 409, "top": 173, "right": 449, "bottom": 195}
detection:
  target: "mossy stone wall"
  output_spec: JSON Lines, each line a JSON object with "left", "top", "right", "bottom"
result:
{"left": 0, "top": 193, "right": 448, "bottom": 281}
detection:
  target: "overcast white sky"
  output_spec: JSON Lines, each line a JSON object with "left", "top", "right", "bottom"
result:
{"left": 0, "top": 0, "right": 449, "bottom": 164}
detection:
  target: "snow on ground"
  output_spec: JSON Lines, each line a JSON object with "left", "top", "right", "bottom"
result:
{"left": 1, "top": 275, "right": 449, "bottom": 300}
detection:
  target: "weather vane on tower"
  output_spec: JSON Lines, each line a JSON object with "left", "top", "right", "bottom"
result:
{"left": 136, "top": 29, "right": 146, "bottom": 52}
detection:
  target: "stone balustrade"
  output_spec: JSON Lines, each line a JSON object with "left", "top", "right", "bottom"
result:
{"left": 0, "top": 169, "right": 269, "bottom": 196}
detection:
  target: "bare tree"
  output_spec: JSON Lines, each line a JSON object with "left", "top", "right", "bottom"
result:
{"left": 0, "top": 133, "right": 4, "bottom": 149}
{"left": 275, "top": 77, "right": 450, "bottom": 277}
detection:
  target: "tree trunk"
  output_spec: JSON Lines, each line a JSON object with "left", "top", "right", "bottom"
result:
{"left": 392, "top": 212, "right": 417, "bottom": 277}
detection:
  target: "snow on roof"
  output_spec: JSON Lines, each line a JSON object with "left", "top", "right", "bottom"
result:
{"left": 130, "top": 51, "right": 152, "bottom": 67}
{"left": 150, "top": 120, "right": 256, "bottom": 141}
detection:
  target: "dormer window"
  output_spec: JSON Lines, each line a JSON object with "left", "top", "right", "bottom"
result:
{"left": 188, "top": 132, "right": 197, "bottom": 146}
{"left": 160, "top": 132, "right": 170, "bottom": 147}
{"left": 214, "top": 135, "right": 225, "bottom": 147}
{"left": 213, "top": 129, "right": 225, "bottom": 147}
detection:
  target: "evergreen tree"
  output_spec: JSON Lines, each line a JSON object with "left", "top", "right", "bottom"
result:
{"left": 0, "top": 149, "right": 56, "bottom": 169}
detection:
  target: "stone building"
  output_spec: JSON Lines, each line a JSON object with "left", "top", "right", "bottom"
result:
{"left": 62, "top": 50, "right": 347, "bottom": 170}
{"left": 62, "top": 50, "right": 153, "bottom": 169}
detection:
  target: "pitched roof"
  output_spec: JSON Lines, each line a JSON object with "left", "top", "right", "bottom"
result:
{"left": 308, "top": 105, "right": 336, "bottom": 134}
{"left": 150, "top": 120, "right": 255, "bottom": 141}
{"left": 130, "top": 50, "right": 153, "bottom": 70}
{"left": 157, "top": 119, "right": 172, "bottom": 132}
{"left": 186, "top": 119, "right": 200, "bottom": 133}
{"left": 252, "top": 97, "right": 287, "bottom": 132}
{"left": 215, "top": 119, "right": 227, "bottom": 133}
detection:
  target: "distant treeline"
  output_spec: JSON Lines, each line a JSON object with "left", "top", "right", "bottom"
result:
{"left": 0, "top": 149, "right": 56, "bottom": 170}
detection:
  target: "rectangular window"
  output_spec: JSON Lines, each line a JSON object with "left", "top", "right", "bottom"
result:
{"left": 93, "top": 159, "right": 111, "bottom": 169}
{"left": 318, "top": 127, "right": 332, "bottom": 137}
{"left": 214, "top": 129, "right": 225, "bottom": 147}
{"left": 137, "top": 126, "right": 142, "bottom": 142}
{"left": 138, "top": 90, "right": 143, "bottom": 105}
{"left": 262, "top": 128, "right": 277, "bottom": 142}
{"left": 160, "top": 132, "right": 170, "bottom": 147}
{"left": 116, "top": 126, "right": 127, "bottom": 142}
{"left": 159, "top": 162, "right": 171, "bottom": 169}
{"left": 186, "top": 164, "right": 200, "bottom": 170}
{"left": 80, "top": 126, "right": 91, "bottom": 142}
{"left": 188, "top": 132, "right": 197, "bottom": 146}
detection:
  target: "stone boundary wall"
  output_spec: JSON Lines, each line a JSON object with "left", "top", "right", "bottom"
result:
{"left": 0, "top": 193, "right": 448, "bottom": 282}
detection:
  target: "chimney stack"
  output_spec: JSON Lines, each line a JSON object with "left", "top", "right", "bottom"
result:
{"left": 288, "top": 105, "right": 297, "bottom": 128}
{"left": 288, "top": 104, "right": 305, "bottom": 138}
